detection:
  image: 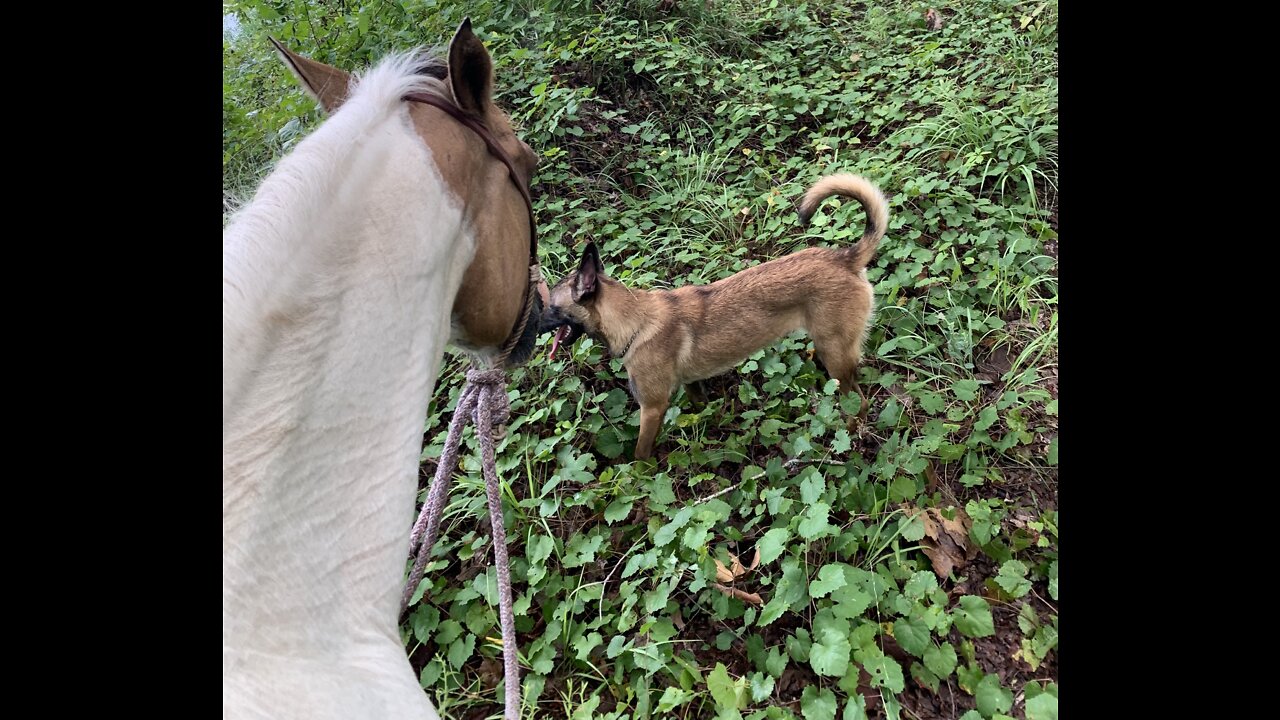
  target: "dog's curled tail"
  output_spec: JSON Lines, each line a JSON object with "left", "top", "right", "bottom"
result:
{"left": 797, "top": 173, "right": 890, "bottom": 270}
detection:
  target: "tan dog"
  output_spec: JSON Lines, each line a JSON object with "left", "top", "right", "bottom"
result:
{"left": 541, "top": 173, "right": 889, "bottom": 460}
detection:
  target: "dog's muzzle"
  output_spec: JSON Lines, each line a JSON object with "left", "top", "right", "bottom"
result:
{"left": 540, "top": 306, "right": 584, "bottom": 361}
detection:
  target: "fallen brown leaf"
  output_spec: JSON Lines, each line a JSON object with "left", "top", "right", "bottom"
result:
{"left": 912, "top": 505, "right": 977, "bottom": 579}
{"left": 714, "top": 549, "right": 761, "bottom": 583}
{"left": 926, "top": 9, "right": 944, "bottom": 30}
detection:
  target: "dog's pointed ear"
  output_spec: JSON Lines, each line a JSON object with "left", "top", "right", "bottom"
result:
{"left": 573, "top": 243, "right": 603, "bottom": 302}
{"left": 269, "top": 37, "right": 352, "bottom": 113}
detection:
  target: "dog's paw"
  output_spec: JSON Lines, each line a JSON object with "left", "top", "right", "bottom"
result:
{"left": 846, "top": 413, "right": 870, "bottom": 438}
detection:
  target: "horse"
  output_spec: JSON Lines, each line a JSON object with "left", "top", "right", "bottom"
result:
{"left": 223, "top": 19, "right": 541, "bottom": 719}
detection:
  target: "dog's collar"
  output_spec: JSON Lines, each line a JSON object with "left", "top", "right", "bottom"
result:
{"left": 614, "top": 328, "right": 642, "bottom": 359}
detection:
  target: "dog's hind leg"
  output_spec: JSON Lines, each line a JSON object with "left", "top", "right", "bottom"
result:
{"left": 685, "top": 380, "right": 710, "bottom": 409}
{"left": 812, "top": 329, "right": 869, "bottom": 431}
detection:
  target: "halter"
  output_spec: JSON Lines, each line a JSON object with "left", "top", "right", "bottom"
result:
{"left": 402, "top": 91, "right": 539, "bottom": 365}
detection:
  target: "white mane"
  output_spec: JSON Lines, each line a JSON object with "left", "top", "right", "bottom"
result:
{"left": 224, "top": 49, "right": 471, "bottom": 720}
{"left": 224, "top": 50, "right": 447, "bottom": 416}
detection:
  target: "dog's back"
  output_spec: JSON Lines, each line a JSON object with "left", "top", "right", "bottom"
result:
{"left": 660, "top": 173, "right": 890, "bottom": 383}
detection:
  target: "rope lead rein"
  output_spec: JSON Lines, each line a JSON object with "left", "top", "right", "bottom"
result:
{"left": 402, "top": 367, "right": 521, "bottom": 720}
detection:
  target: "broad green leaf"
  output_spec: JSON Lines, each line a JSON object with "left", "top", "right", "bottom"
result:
{"left": 569, "top": 694, "right": 601, "bottom": 720}
{"left": 410, "top": 604, "right": 439, "bottom": 644}
{"left": 924, "top": 642, "right": 958, "bottom": 678}
{"left": 650, "top": 473, "right": 678, "bottom": 505}
{"left": 798, "top": 502, "right": 832, "bottom": 540}
{"left": 843, "top": 693, "right": 868, "bottom": 720}
{"left": 953, "top": 379, "right": 980, "bottom": 401}
{"left": 888, "top": 476, "right": 917, "bottom": 503}
{"left": 957, "top": 663, "right": 984, "bottom": 694}
{"left": 809, "top": 624, "right": 852, "bottom": 677}
{"left": 910, "top": 661, "right": 939, "bottom": 693}
{"left": 758, "top": 528, "right": 790, "bottom": 565}
{"left": 757, "top": 593, "right": 789, "bottom": 627}
{"left": 831, "top": 570, "right": 873, "bottom": 619}
{"left": 419, "top": 659, "right": 442, "bottom": 689}
{"left": 749, "top": 672, "right": 775, "bottom": 703}
{"left": 995, "top": 559, "right": 1032, "bottom": 598}
{"left": 563, "top": 532, "right": 604, "bottom": 568}
{"left": 766, "top": 647, "right": 788, "bottom": 678}
{"left": 447, "top": 633, "right": 474, "bottom": 669}
{"left": 606, "top": 635, "right": 628, "bottom": 658}
{"left": 975, "top": 675, "right": 1013, "bottom": 717}
{"left": 573, "top": 632, "right": 603, "bottom": 661}
{"left": 800, "top": 469, "right": 825, "bottom": 504}
{"left": 1017, "top": 603, "right": 1039, "bottom": 634}
{"left": 831, "top": 429, "right": 852, "bottom": 453}
{"left": 861, "top": 655, "right": 904, "bottom": 693}
{"left": 528, "top": 534, "right": 554, "bottom": 565}
{"left": 682, "top": 523, "right": 712, "bottom": 552}
{"left": 708, "top": 663, "right": 745, "bottom": 710}
{"left": 596, "top": 427, "right": 626, "bottom": 458}
{"left": 1025, "top": 692, "right": 1059, "bottom": 720}
{"left": 919, "top": 392, "right": 946, "bottom": 414}
{"left": 657, "top": 686, "right": 695, "bottom": 713}
{"left": 800, "top": 686, "right": 837, "bottom": 720}
{"left": 954, "top": 596, "right": 995, "bottom": 638}
{"left": 893, "top": 615, "right": 930, "bottom": 657}
{"left": 604, "top": 497, "right": 634, "bottom": 524}
{"left": 434, "top": 619, "right": 463, "bottom": 645}
{"left": 903, "top": 571, "right": 938, "bottom": 599}
{"left": 787, "top": 627, "right": 813, "bottom": 663}
{"left": 900, "top": 513, "right": 926, "bottom": 541}
{"left": 810, "top": 564, "right": 848, "bottom": 598}
{"left": 622, "top": 551, "right": 651, "bottom": 579}
{"left": 644, "top": 580, "right": 673, "bottom": 613}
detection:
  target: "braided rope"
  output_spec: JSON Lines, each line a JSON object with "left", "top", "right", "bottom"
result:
{"left": 402, "top": 365, "right": 522, "bottom": 720}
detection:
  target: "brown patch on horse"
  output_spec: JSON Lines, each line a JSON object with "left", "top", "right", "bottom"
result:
{"left": 407, "top": 20, "right": 540, "bottom": 351}
{"left": 270, "top": 21, "right": 539, "bottom": 357}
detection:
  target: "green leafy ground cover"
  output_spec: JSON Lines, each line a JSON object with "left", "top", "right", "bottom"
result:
{"left": 224, "top": 1, "right": 1058, "bottom": 717}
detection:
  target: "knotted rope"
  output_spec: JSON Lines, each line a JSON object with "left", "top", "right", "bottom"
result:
{"left": 401, "top": 367, "right": 519, "bottom": 719}
{"left": 401, "top": 261, "right": 540, "bottom": 720}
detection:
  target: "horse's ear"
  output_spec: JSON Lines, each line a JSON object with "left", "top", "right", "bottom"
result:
{"left": 447, "top": 17, "right": 493, "bottom": 117}
{"left": 270, "top": 37, "right": 352, "bottom": 113}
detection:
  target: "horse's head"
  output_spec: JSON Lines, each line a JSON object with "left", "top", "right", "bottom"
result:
{"left": 272, "top": 19, "right": 546, "bottom": 366}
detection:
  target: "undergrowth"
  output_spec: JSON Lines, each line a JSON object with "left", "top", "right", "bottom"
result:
{"left": 224, "top": 1, "right": 1059, "bottom": 718}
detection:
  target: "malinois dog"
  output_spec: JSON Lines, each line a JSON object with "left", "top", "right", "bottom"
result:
{"left": 541, "top": 173, "right": 889, "bottom": 460}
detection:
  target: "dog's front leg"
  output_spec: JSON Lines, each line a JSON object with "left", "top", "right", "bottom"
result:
{"left": 635, "top": 399, "right": 668, "bottom": 460}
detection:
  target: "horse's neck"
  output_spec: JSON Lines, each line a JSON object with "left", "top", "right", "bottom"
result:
{"left": 223, "top": 110, "right": 475, "bottom": 659}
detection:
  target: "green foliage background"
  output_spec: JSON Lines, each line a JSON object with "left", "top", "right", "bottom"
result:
{"left": 224, "top": 1, "right": 1058, "bottom": 718}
